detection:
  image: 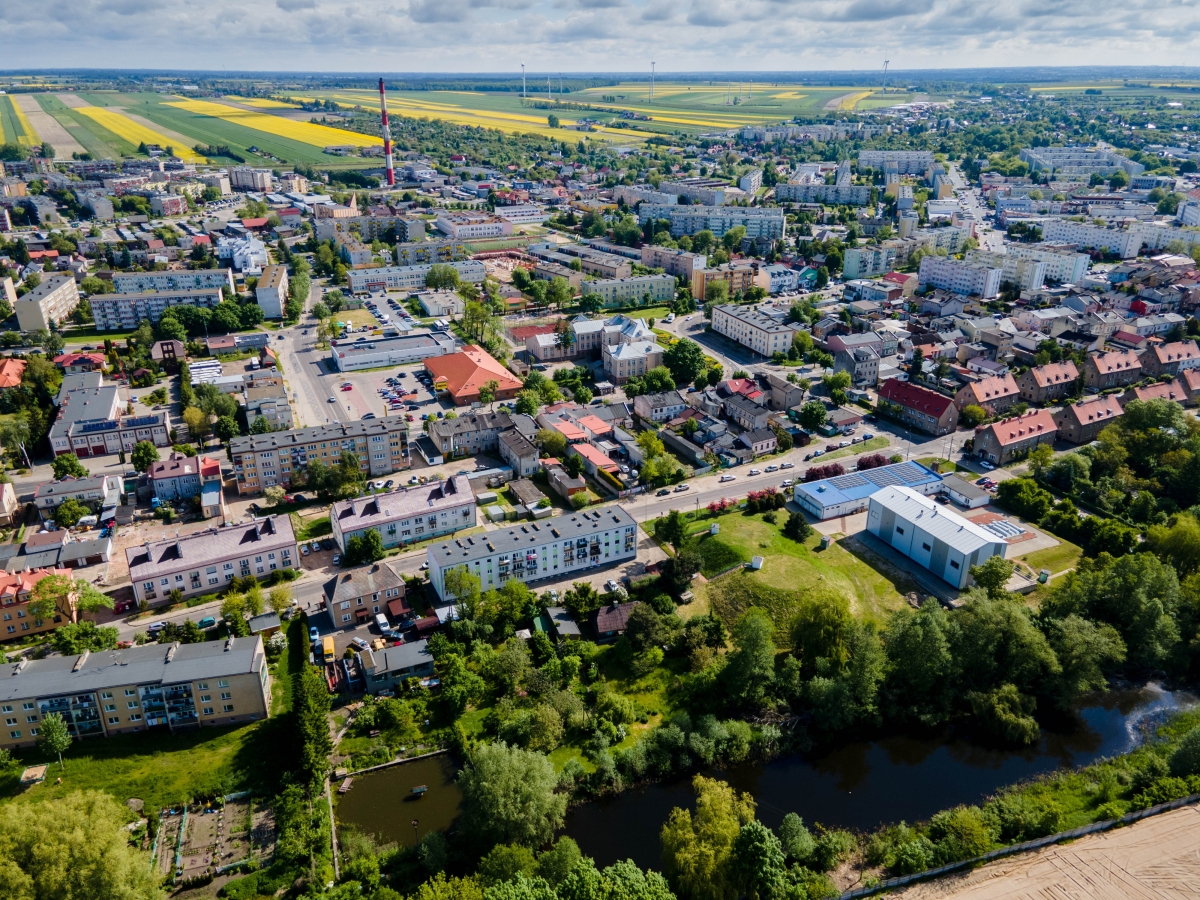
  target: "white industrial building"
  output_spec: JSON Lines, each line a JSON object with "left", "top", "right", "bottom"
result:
{"left": 347, "top": 260, "right": 485, "bottom": 294}
{"left": 329, "top": 332, "right": 457, "bottom": 372}
{"left": 917, "top": 256, "right": 1002, "bottom": 299}
{"left": 866, "top": 486, "right": 1008, "bottom": 589}
{"left": 428, "top": 506, "right": 639, "bottom": 601}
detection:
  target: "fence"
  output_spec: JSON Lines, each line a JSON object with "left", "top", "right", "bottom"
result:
{"left": 838, "top": 792, "right": 1200, "bottom": 899}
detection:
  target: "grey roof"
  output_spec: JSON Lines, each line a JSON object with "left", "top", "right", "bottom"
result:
{"left": 229, "top": 417, "right": 409, "bottom": 454}
{"left": 127, "top": 516, "right": 295, "bottom": 582}
{"left": 35, "top": 474, "right": 116, "bottom": 501}
{"left": 942, "top": 474, "right": 991, "bottom": 501}
{"left": 56, "top": 372, "right": 103, "bottom": 405}
{"left": 745, "top": 427, "right": 777, "bottom": 444}
{"left": 546, "top": 606, "right": 581, "bottom": 637}
{"left": 323, "top": 561, "right": 405, "bottom": 606}
{"left": 430, "top": 505, "right": 635, "bottom": 567}
{"left": 508, "top": 478, "right": 546, "bottom": 506}
{"left": 58, "top": 536, "right": 113, "bottom": 563}
{"left": 330, "top": 476, "right": 472, "bottom": 531}
{"left": 0, "top": 637, "right": 264, "bottom": 702}
{"left": 638, "top": 390, "right": 685, "bottom": 408}
{"left": 366, "top": 638, "right": 432, "bottom": 675}
{"left": 498, "top": 428, "right": 538, "bottom": 460}
{"left": 248, "top": 612, "right": 281, "bottom": 633}
{"left": 511, "top": 413, "right": 539, "bottom": 439}
{"left": 870, "top": 485, "right": 1003, "bottom": 554}
{"left": 430, "top": 410, "right": 512, "bottom": 441}
{"left": 724, "top": 394, "right": 767, "bottom": 416}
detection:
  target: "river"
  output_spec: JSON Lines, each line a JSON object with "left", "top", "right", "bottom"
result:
{"left": 336, "top": 685, "right": 1195, "bottom": 868}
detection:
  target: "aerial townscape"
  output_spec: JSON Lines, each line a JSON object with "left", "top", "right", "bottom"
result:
{"left": 8, "top": 28, "right": 1200, "bottom": 900}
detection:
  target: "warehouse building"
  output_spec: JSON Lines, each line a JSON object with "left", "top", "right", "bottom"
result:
{"left": 428, "top": 506, "right": 639, "bottom": 600}
{"left": 329, "top": 332, "right": 457, "bottom": 372}
{"left": 793, "top": 461, "right": 943, "bottom": 521}
{"left": 866, "top": 485, "right": 1007, "bottom": 589}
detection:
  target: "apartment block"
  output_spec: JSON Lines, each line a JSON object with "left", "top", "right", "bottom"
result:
{"left": 324, "top": 561, "right": 409, "bottom": 627}
{"left": 917, "top": 256, "right": 1002, "bottom": 299}
{"left": 330, "top": 476, "right": 476, "bottom": 552}
{"left": 774, "top": 182, "right": 871, "bottom": 206}
{"left": 843, "top": 246, "right": 897, "bottom": 280}
{"left": 1040, "top": 221, "right": 1142, "bottom": 259}
{"left": 972, "top": 409, "right": 1058, "bottom": 466}
{"left": 229, "top": 167, "right": 274, "bottom": 191}
{"left": 640, "top": 245, "right": 706, "bottom": 279}
{"left": 229, "top": 419, "right": 411, "bottom": 494}
{"left": 636, "top": 205, "right": 785, "bottom": 240}
{"left": 1018, "top": 147, "right": 1144, "bottom": 176}
{"left": 244, "top": 379, "right": 294, "bottom": 431}
{"left": 0, "top": 568, "right": 83, "bottom": 641}
{"left": 1003, "top": 244, "right": 1090, "bottom": 285}
{"left": 580, "top": 273, "right": 675, "bottom": 306}
{"left": 1017, "top": 361, "right": 1080, "bottom": 404}
{"left": 964, "top": 249, "right": 1047, "bottom": 292}
{"left": 857, "top": 150, "right": 935, "bottom": 174}
{"left": 91, "top": 288, "right": 224, "bottom": 331}
{"left": 111, "top": 269, "right": 235, "bottom": 295}
{"left": 346, "top": 260, "right": 485, "bottom": 293}
{"left": 394, "top": 238, "right": 467, "bottom": 266}
{"left": 428, "top": 411, "right": 513, "bottom": 458}
{"left": 428, "top": 507, "right": 638, "bottom": 601}
{"left": 15, "top": 275, "right": 79, "bottom": 332}
{"left": 613, "top": 185, "right": 678, "bottom": 207}
{"left": 711, "top": 304, "right": 800, "bottom": 357}
{"left": 1082, "top": 349, "right": 1142, "bottom": 389}
{"left": 738, "top": 169, "right": 763, "bottom": 193}
{"left": 603, "top": 340, "right": 662, "bottom": 384}
{"left": 1055, "top": 394, "right": 1123, "bottom": 444}
{"left": 127, "top": 517, "right": 296, "bottom": 605}
{"left": 255, "top": 265, "right": 288, "bottom": 319}
{"left": 691, "top": 263, "right": 759, "bottom": 301}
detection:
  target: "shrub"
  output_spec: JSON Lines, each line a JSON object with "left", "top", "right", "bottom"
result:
{"left": 892, "top": 836, "right": 936, "bottom": 874}
{"left": 809, "top": 830, "right": 856, "bottom": 871}
{"left": 988, "top": 793, "right": 1064, "bottom": 842}
{"left": 928, "top": 806, "right": 997, "bottom": 864}
{"left": 1169, "top": 725, "right": 1200, "bottom": 778}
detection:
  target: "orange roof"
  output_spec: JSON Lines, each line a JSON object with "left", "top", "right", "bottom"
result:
{"left": 0, "top": 567, "right": 72, "bottom": 603}
{"left": 572, "top": 443, "right": 618, "bottom": 471}
{"left": 424, "top": 345, "right": 523, "bottom": 402}
{"left": 0, "top": 358, "right": 25, "bottom": 389}
{"left": 552, "top": 420, "right": 586, "bottom": 441}
{"left": 576, "top": 414, "right": 611, "bottom": 435}
{"left": 978, "top": 409, "right": 1057, "bottom": 447}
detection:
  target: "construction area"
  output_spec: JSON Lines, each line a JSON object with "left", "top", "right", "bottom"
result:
{"left": 893, "top": 803, "right": 1200, "bottom": 899}
{"left": 155, "top": 794, "right": 275, "bottom": 884}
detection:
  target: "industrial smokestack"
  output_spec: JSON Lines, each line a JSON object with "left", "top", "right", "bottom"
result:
{"left": 378, "top": 78, "right": 395, "bottom": 188}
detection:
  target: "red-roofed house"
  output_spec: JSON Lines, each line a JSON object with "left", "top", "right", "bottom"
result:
{"left": 241, "top": 217, "right": 271, "bottom": 231}
{"left": 972, "top": 409, "right": 1057, "bottom": 465}
{"left": 1108, "top": 330, "right": 1148, "bottom": 350}
{"left": 425, "top": 346, "right": 523, "bottom": 407}
{"left": 1083, "top": 349, "right": 1142, "bottom": 390}
{"left": 1120, "top": 378, "right": 1189, "bottom": 407}
{"left": 0, "top": 358, "right": 25, "bottom": 389}
{"left": 1017, "top": 361, "right": 1079, "bottom": 404}
{"left": 1054, "top": 394, "right": 1124, "bottom": 444}
{"left": 576, "top": 415, "right": 613, "bottom": 440}
{"left": 719, "top": 378, "right": 765, "bottom": 403}
{"left": 52, "top": 352, "right": 106, "bottom": 374}
{"left": 953, "top": 373, "right": 1020, "bottom": 415}
{"left": 878, "top": 379, "right": 959, "bottom": 435}
{"left": 27, "top": 250, "right": 59, "bottom": 261}
{"left": 569, "top": 442, "right": 619, "bottom": 477}
{"left": 277, "top": 208, "right": 304, "bottom": 227}
{"left": 0, "top": 567, "right": 78, "bottom": 639}
{"left": 882, "top": 271, "right": 917, "bottom": 296}
{"left": 1140, "top": 340, "right": 1200, "bottom": 378}
{"left": 550, "top": 420, "right": 586, "bottom": 443}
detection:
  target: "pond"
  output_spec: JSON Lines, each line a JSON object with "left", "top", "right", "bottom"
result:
{"left": 334, "top": 686, "right": 1195, "bottom": 867}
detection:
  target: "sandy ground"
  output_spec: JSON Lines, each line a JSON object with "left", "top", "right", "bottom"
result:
{"left": 12, "top": 94, "right": 85, "bottom": 158}
{"left": 894, "top": 805, "right": 1200, "bottom": 900}
{"left": 56, "top": 93, "right": 88, "bottom": 108}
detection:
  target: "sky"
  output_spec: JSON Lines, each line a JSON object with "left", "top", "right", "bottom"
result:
{"left": 3, "top": 0, "right": 1200, "bottom": 74}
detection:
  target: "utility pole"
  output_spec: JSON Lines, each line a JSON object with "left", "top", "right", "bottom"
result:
{"left": 521, "top": 64, "right": 526, "bottom": 99}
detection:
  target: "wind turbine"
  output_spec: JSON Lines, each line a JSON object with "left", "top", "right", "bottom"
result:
{"left": 882, "top": 60, "right": 890, "bottom": 93}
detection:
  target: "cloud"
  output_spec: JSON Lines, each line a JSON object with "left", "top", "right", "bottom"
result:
{"left": 276, "top": 0, "right": 317, "bottom": 10}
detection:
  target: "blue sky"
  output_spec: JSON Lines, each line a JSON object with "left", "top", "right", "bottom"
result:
{"left": 2, "top": 0, "right": 1198, "bottom": 73}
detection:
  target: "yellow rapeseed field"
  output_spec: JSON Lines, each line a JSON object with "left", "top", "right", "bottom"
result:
{"left": 10, "top": 99, "right": 39, "bottom": 147}
{"left": 227, "top": 97, "right": 300, "bottom": 109}
{"left": 837, "top": 90, "right": 875, "bottom": 110}
{"left": 167, "top": 99, "right": 382, "bottom": 148}
{"left": 75, "top": 106, "right": 206, "bottom": 162}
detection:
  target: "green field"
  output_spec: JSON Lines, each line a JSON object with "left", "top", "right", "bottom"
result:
{"left": 34, "top": 93, "right": 140, "bottom": 158}
{"left": 0, "top": 96, "right": 29, "bottom": 145}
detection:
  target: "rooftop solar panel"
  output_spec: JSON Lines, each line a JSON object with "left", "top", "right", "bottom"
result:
{"left": 827, "top": 472, "right": 867, "bottom": 490}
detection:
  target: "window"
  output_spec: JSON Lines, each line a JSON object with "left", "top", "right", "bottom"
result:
{"left": 125, "top": 689, "right": 136, "bottom": 696}
{"left": 341, "top": 614, "right": 350, "bottom": 623}
{"left": 203, "top": 707, "right": 214, "bottom": 716}
{"left": 108, "top": 716, "right": 120, "bottom": 725}
{"left": 922, "top": 543, "right": 931, "bottom": 551}
{"left": 4, "top": 718, "right": 14, "bottom": 726}
{"left": 200, "top": 695, "right": 211, "bottom": 703}
{"left": 29, "top": 728, "right": 38, "bottom": 736}
{"left": 223, "top": 704, "right": 235, "bottom": 713}
{"left": 104, "top": 704, "right": 117, "bottom": 712}
{"left": 130, "top": 714, "right": 141, "bottom": 721}
{"left": 896, "top": 526, "right": 905, "bottom": 535}
{"left": 8, "top": 731, "right": 18, "bottom": 739}
{"left": 220, "top": 692, "right": 232, "bottom": 700}
{"left": 197, "top": 682, "right": 208, "bottom": 690}
{"left": 217, "top": 679, "right": 229, "bottom": 688}
{"left": 21, "top": 702, "right": 32, "bottom": 711}
{"left": 25, "top": 715, "right": 36, "bottom": 723}
{"left": 127, "top": 701, "right": 139, "bottom": 709}
{"left": 950, "top": 560, "right": 960, "bottom": 569}
{"left": 100, "top": 692, "right": 113, "bottom": 700}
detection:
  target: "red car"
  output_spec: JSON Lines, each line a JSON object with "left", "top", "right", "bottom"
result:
{"left": 341, "top": 384, "right": 353, "bottom": 392}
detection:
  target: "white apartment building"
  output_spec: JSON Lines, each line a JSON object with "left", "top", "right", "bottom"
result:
{"left": 774, "top": 183, "right": 871, "bottom": 205}
{"left": 111, "top": 270, "right": 235, "bottom": 295}
{"left": 428, "top": 507, "right": 639, "bottom": 601}
{"left": 917, "top": 257, "right": 1003, "bottom": 299}
{"left": 202, "top": 174, "right": 231, "bottom": 196}
{"left": 1041, "top": 221, "right": 1142, "bottom": 258}
{"left": 636, "top": 205, "right": 785, "bottom": 240}
{"left": 331, "top": 476, "right": 475, "bottom": 552}
{"left": 91, "top": 288, "right": 223, "bottom": 331}
{"left": 857, "top": 150, "right": 935, "bottom": 174}
{"left": 711, "top": 304, "right": 800, "bottom": 357}
{"left": 964, "top": 249, "right": 1047, "bottom": 291}
{"left": 229, "top": 167, "right": 274, "bottom": 191}
{"left": 738, "top": 169, "right": 763, "bottom": 193}
{"left": 216, "top": 236, "right": 269, "bottom": 273}
{"left": 1003, "top": 245, "right": 1090, "bottom": 285}
{"left": 434, "top": 212, "right": 513, "bottom": 239}
{"left": 255, "top": 265, "right": 288, "bottom": 319}
{"left": 493, "top": 204, "right": 549, "bottom": 224}
{"left": 613, "top": 185, "right": 678, "bottom": 207}
{"left": 347, "top": 260, "right": 485, "bottom": 294}
{"left": 1018, "top": 147, "right": 1144, "bottom": 176}
{"left": 1128, "top": 222, "right": 1200, "bottom": 253}
{"left": 843, "top": 246, "right": 897, "bottom": 280}
{"left": 640, "top": 245, "right": 706, "bottom": 279}
{"left": 580, "top": 274, "right": 675, "bottom": 306}
{"left": 15, "top": 275, "right": 79, "bottom": 332}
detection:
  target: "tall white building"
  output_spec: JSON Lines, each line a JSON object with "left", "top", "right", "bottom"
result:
{"left": 229, "top": 167, "right": 273, "bottom": 191}
{"left": 256, "top": 265, "right": 289, "bottom": 319}
{"left": 1018, "top": 147, "right": 1144, "bottom": 176}
{"left": 636, "top": 205, "right": 785, "bottom": 240}
{"left": 15, "top": 275, "right": 79, "bottom": 332}
{"left": 964, "top": 249, "right": 1046, "bottom": 292}
{"left": 843, "top": 246, "right": 897, "bottom": 280}
{"left": 91, "top": 288, "right": 224, "bottom": 331}
{"left": 917, "top": 256, "right": 1002, "bottom": 299}
{"left": 857, "top": 150, "right": 935, "bottom": 174}
{"left": 1002, "top": 245, "right": 1090, "bottom": 285}
{"left": 112, "top": 269, "right": 235, "bottom": 294}
{"left": 711, "top": 304, "right": 800, "bottom": 357}
{"left": 1040, "top": 221, "right": 1141, "bottom": 258}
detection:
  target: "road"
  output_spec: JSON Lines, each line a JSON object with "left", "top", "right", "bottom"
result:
{"left": 950, "top": 163, "right": 1003, "bottom": 252}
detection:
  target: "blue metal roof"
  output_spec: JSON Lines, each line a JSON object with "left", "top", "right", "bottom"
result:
{"left": 794, "top": 461, "right": 942, "bottom": 511}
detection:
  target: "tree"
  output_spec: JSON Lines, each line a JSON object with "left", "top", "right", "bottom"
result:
{"left": 293, "top": 661, "right": 333, "bottom": 787}
{"left": 53, "top": 497, "right": 89, "bottom": 528}
{"left": 783, "top": 511, "right": 813, "bottom": 543}
{"left": 214, "top": 415, "right": 240, "bottom": 443}
{"left": 909, "top": 346, "right": 925, "bottom": 382}
{"left": 1028, "top": 443, "right": 1054, "bottom": 480}
{"left": 546, "top": 276, "right": 574, "bottom": 309}
{"left": 51, "top": 621, "right": 118, "bottom": 656}
{"left": 269, "top": 584, "right": 292, "bottom": 614}
{"left": 478, "top": 379, "right": 500, "bottom": 410}
{"left": 50, "top": 453, "right": 88, "bottom": 480}
{"left": 778, "top": 813, "right": 816, "bottom": 865}
{"left": 881, "top": 600, "right": 957, "bottom": 727}
{"left": 654, "top": 509, "right": 688, "bottom": 550}
{"left": 130, "top": 440, "right": 160, "bottom": 473}
{"left": 723, "top": 608, "right": 776, "bottom": 708}
{"left": 798, "top": 400, "right": 827, "bottom": 431}
{"left": 660, "top": 775, "right": 756, "bottom": 900}
{"left": 732, "top": 820, "right": 786, "bottom": 900}
{"left": 0, "top": 789, "right": 163, "bottom": 899}
{"left": 38, "top": 712, "right": 71, "bottom": 769}
{"left": 960, "top": 404, "right": 987, "bottom": 428}
{"left": 459, "top": 741, "right": 568, "bottom": 848}
{"left": 426, "top": 263, "right": 461, "bottom": 291}
{"left": 537, "top": 427, "right": 568, "bottom": 460}
{"left": 29, "top": 574, "right": 113, "bottom": 623}
{"left": 444, "top": 565, "right": 482, "bottom": 606}
{"left": 970, "top": 556, "right": 1015, "bottom": 600}
{"left": 663, "top": 339, "right": 705, "bottom": 385}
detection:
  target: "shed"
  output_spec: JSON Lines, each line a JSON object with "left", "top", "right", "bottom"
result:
{"left": 941, "top": 474, "right": 991, "bottom": 509}
{"left": 248, "top": 612, "right": 281, "bottom": 637}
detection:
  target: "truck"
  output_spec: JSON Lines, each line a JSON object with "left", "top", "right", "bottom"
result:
{"left": 322, "top": 635, "right": 336, "bottom": 664}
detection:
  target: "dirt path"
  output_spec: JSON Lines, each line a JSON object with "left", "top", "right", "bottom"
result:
{"left": 894, "top": 804, "right": 1200, "bottom": 899}
{"left": 12, "top": 94, "right": 85, "bottom": 158}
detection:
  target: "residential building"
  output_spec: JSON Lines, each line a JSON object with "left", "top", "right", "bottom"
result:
{"left": 738, "top": 169, "right": 763, "bottom": 193}
{"left": 215, "top": 236, "right": 268, "bottom": 273}
{"left": 15, "top": 275, "right": 78, "bottom": 332}
{"left": 428, "top": 411, "right": 513, "bottom": 458}
{"left": 602, "top": 340, "right": 662, "bottom": 384}
{"left": 954, "top": 374, "right": 1020, "bottom": 415}
{"left": 635, "top": 205, "right": 785, "bottom": 240}
{"left": 1055, "top": 394, "right": 1124, "bottom": 444}
{"left": 878, "top": 379, "right": 960, "bottom": 435}
{"left": 428, "top": 506, "right": 639, "bottom": 600}
{"left": 842, "top": 246, "right": 897, "bottom": 280}
{"left": 1082, "top": 349, "right": 1143, "bottom": 390}
{"left": 229, "top": 419, "right": 412, "bottom": 495}
{"left": 794, "top": 460, "right": 943, "bottom": 520}
{"left": 1041, "top": 221, "right": 1142, "bottom": 258}
{"left": 834, "top": 346, "right": 881, "bottom": 386}
{"left": 330, "top": 476, "right": 475, "bottom": 552}
{"left": 91, "top": 287, "right": 224, "bottom": 331}
{"left": 774, "top": 183, "right": 871, "bottom": 205}
{"left": 33, "top": 474, "right": 124, "bottom": 512}
{"left": 614, "top": 185, "right": 678, "bottom": 207}
{"left": 148, "top": 453, "right": 222, "bottom": 504}
{"left": 255, "top": 265, "right": 288, "bottom": 320}
{"left": 111, "top": 270, "right": 235, "bottom": 295}
{"left": 917, "top": 257, "right": 1002, "bottom": 299}
{"left": 1140, "top": 340, "right": 1200, "bottom": 378}
{"left": 243, "top": 379, "right": 294, "bottom": 431}
{"left": 425, "top": 346, "right": 523, "bottom": 406}
{"left": 434, "top": 212, "right": 513, "bottom": 239}
{"left": 53, "top": 353, "right": 105, "bottom": 374}
{"left": 711, "top": 304, "right": 799, "bottom": 358}
{"left": 633, "top": 391, "right": 687, "bottom": 423}
{"left": 767, "top": 373, "right": 807, "bottom": 411}
{"left": 202, "top": 173, "right": 231, "bottom": 195}
{"left": 972, "top": 409, "right": 1058, "bottom": 465}
{"left": 640, "top": 246, "right": 706, "bottom": 279}
{"left": 49, "top": 386, "right": 170, "bottom": 458}
{"left": 580, "top": 274, "right": 675, "bottom": 306}
{"left": 739, "top": 427, "right": 777, "bottom": 456}
{"left": 724, "top": 394, "right": 771, "bottom": 431}
{"left": 1120, "top": 378, "right": 1190, "bottom": 407}
{"left": 498, "top": 429, "right": 539, "bottom": 477}
{"left": 127, "top": 517, "right": 296, "bottom": 605}
{"left": 393, "top": 238, "right": 469, "bottom": 267}
{"left": 1004, "top": 245, "right": 1090, "bottom": 285}
{"left": 357, "top": 640, "right": 434, "bottom": 695}
{"left": 330, "top": 331, "right": 457, "bottom": 372}
{"left": 658, "top": 178, "right": 729, "bottom": 205}
{"left": 150, "top": 193, "right": 187, "bottom": 216}
{"left": 150, "top": 340, "right": 185, "bottom": 364}
{"left": 0, "top": 567, "right": 83, "bottom": 641}
{"left": 1017, "top": 361, "right": 1080, "bottom": 404}
{"left": 324, "top": 561, "right": 409, "bottom": 627}
{"left": 346, "top": 260, "right": 485, "bottom": 293}
{"left": 593, "top": 600, "right": 640, "bottom": 642}
{"left": 963, "top": 249, "right": 1047, "bottom": 292}
{"left": 867, "top": 486, "right": 1007, "bottom": 589}
{"left": 229, "top": 167, "right": 274, "bottom": 191}
{"left": 0, "top": 635, "right": 271, "bottom": 748}
{"left": 691, "top": 264, "right": 758, "bottom": 301}
{"left": 1018, "top": 146, "right": 1144, "bottom": 176}
{"left": 857, "top": 150, "right": 935, "bottom": 174}
{"left": 760, "top": 264, "right": 800, "bottom": 295}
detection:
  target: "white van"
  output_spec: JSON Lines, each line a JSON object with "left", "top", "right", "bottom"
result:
{"left": 374, "top": 613, "right": 392, "bottom": 634}
{"left": 75, "top": 515, "right": 99, "bottom": 528}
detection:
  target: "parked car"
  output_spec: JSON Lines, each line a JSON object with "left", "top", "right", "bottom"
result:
{"left": 332, "top": 553, "right": 342, "bottom": 565}
{"left": 351, "top": 637, "right": 371, "bottom": 651}
{"left": 748, "top": 468, "right": 762, "bottom": 476}
{"left": 147, "top": 621, "right": 166, "bottom": 633}
{"left": 300, "top": 544, "right": 310, "bottom": 555}
{"left": 780, "top": 461, "right": 794, "bottom": 469}
{"left": 656, "top": 488, "right": 670, "bottom": 496}
{"left": 321, "top": 539, "right": 335, "bottom": 551}
{"left": 674, "top": 483, "right": 690, "bottom": 492}
{"left": 765, "top": 464, "right": 779, "bottom": 472}
{"left": 719, "top": 474, "right": 736, "bottom": 482}
{"left": 309, "top": 626, "right": 320, "bottom": 642}
{"left": 980, "top": 461, "right": 996, "bottom": 471}
{"left": 198, "top": 616, "right": 216, "bottom": 629}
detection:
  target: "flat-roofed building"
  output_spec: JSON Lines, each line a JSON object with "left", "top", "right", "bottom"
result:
{"left": 867, "top": 485, "right": 1007, "bottom": 589}
{"left": 793, "top": 460, "right": 943, "bottom": 520}
{"left": 91, "top": 288, "right": 224, "bottom": 331}
{"left": 255, "top": 265, "right": 288, "bottom": 319}
{"left": 711, "top": 304, "right": 799, "bottom": 358}
{"left": 580, "top": 274, "right": 675, "bottom": 307}
{"left": 111, "top": 269, "right": 235, "bottom": 294}
{"left": 244, "top": 379, "right": 294, "bottom": 431}
{"left": 635, "top": 205, "right": 785, "bottom": 239}
{"left": 691, "top": 264, "right": 759, "bottom": 301}
{"left": 229, "top": 419, "right": 411, "bottom": 495}
{"left": 16, "top": 275, "right": 78, "bottom": 332}
{"left": 0, "top": 636, "right": 271, "bottom": 749}
{"left": 127, "top": 516, "right": 296, "bottom": 605}
{"left": 329, "top": 332, "right": 457, "bottom": 373}
{"left": 346, "top": 260, "right": 485, "bottom": 294}
{"left": 640, "top": 245, "right": 706, "bottom": 279}
{"left": 331, "top": 476, "right": 475, "bottom": 552}
{"left": 429, "top": 506, "right": 639, "bottom": 600}
{"left": 49, "top": 386, "right": 171, "bottom": 458}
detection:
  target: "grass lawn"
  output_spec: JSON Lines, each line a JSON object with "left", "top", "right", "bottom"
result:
{"left": 624, "top": 306, "right": 673, "bottom": 322}
{"left": 915, "top": 456, "right": 957, "bottom": 472}
{"left": 820, "top": 435, "right": 890, "bottom": 462}
{"left": 1014, "top": 539, "right": 1082, "bottom": 575}
{"left": 292, "top": 513, "right": 333, "bottom": 542}
{"left": 696, "top": 512, "right": 913, "bottom": 630}
{"left": 333, "top": 309, "right": 377, "bottom": 329}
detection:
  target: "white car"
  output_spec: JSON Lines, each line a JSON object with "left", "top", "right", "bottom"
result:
{"left": 765, "top": 464, "right": 779, "bottom": 472}
{"left": 781, "top": 479, "right": 793, "bottom": 487}
{"left": 351, "top": 637, "right": 371, "bottom": 651}
{"left": 780, "top": 462, "right": 794, "bottom": 469}
{"left": 749, "top": 468, "right": 762, "bottom": 476}
{"left": 719, "top": 474, "right": 736, "bottom": 482}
